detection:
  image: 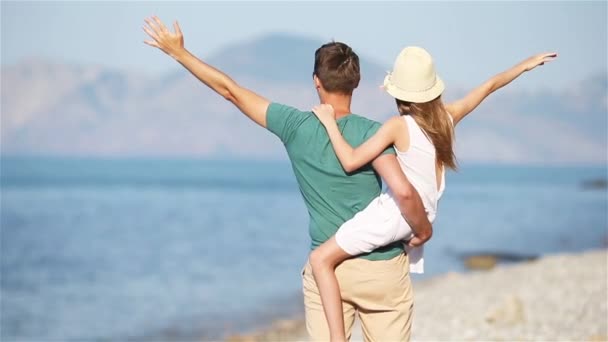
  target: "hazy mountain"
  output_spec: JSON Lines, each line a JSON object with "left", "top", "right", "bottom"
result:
{"left": 1, "top": 34, "right": 606, "bottom": 164}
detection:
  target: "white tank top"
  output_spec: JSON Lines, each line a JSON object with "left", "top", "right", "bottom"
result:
{"left": 392, "top": 114, "right": 446, "bottom": 222}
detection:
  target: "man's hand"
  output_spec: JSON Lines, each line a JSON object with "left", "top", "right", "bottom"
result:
{"left": 406, "top": 235, "right": 428, "bottom": 247}
{"left": 372, "top": 154, "right": 433, "bottom": 245}
{"left": 141, "top": 16, "right": 270, "bottom": 128}
{"left": 312, "top": 104, "right": 337, "bottom": 127}
{"left": 143, "top": 16, "right": 185, "bottom": 59}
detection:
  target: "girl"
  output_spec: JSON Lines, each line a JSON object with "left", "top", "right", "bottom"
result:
{"left": 309, "top": 46, "right": 556, "bottom": 342}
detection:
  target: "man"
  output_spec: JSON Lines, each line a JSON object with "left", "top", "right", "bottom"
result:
{"left": 143, "top": 16, "right": 433, "bottom": 341}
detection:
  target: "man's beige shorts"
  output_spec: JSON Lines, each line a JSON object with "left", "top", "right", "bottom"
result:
{"left": 302, "top": 252, "right": 414, "bottom": 341}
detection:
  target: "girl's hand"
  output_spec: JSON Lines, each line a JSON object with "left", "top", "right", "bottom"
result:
{"left": 521, "top": 52, "right": 558, "bottom": 72}
{"left": 143, "top": 16, "right": 185, "bottom": 59}
{"left": 312, "top": 104, "right": 337, "bottom": 126}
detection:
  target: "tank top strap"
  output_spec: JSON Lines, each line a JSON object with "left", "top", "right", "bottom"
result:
{"left": 401, "top": 114, "right": 429, "bottom": 146}
{"left": 400, "top": 115, "right": 413, "bottom": 139}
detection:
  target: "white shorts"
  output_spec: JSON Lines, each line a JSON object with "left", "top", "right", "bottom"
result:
{"left": 335, "top": 192, "right": 414, "bottom": 256}
{"left": 335, "top": 192, "right": 427, "bottom": 273}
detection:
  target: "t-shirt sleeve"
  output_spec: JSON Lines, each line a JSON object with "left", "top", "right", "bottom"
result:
{"left": 266, "top": 102, "right": 309, "bottom": 145}
{"left": 364, "top": 121, "right": 396, "bottom": 156}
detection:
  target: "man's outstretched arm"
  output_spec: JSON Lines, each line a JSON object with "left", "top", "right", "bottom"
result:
{"left": 143, "top": 16, "right": 270, "bottom": 127}
{"left": 372, "top": 154, "right": 432, "bottom": 247}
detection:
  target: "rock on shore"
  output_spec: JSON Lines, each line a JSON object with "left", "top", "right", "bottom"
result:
{"left": 410, "top": 249, "right": 607, "bottom": 341}
{"left": 225, "top": 249, "right": 607, "bottom": 341}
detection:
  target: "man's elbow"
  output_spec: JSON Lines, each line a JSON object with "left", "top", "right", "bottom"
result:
{"left": 220, "top": 82, "right": 240, "bottom": 104}
{"left": 221, "top": 88, "right": 237, "bottom": 103}
{"left": 392, "top": 185, "right": 415, "bottom": 203}
{"left": 416, "top": 227, "right": 433, "bottom": 241}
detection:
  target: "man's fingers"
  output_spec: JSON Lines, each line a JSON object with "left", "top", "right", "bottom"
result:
{"left": 142, "top": 26, "right": 159, "bottom": 41}
{"left": 144, "top": 17, "right": 158, "bottom": 30}
{"left": 144, "top": 18, "right": 160, "bottom": 37}
{"left": 406, "top": 236, "right": 425, "bottom": 247}
{"left": 174, "top": 21, "right": 182, "bottom": 35}
{"left": 153, "top": 16, "right": 168, "bottom": 33}
{"left": 143, "top": 40, "right": 159, "bottom": 48}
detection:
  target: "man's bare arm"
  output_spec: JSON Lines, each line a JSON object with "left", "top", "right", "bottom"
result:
{"left": 372, "top": 154, "right": 432, "bottom": 246}
{"left": 143, "top": 16, "right": 270, "bottom": 127}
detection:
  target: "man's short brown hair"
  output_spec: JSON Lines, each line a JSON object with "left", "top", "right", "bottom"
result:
{"left": 313, "top": 42, "right": 360, "bottom": 95}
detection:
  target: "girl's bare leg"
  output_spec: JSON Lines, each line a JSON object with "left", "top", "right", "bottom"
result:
{"left": 309, "top": 236, "right": 353, "bottom": 342}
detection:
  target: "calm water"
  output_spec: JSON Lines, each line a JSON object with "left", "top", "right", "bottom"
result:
{"left": 1, "top": 157, "right": 606, "bottom": 341}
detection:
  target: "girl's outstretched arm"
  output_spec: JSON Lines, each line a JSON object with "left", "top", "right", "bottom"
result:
{"left": 312, "top": 104, "right": 405, "bottom": 173}
{"left": 446, "top": 52, "right": 557, "bottom": 125}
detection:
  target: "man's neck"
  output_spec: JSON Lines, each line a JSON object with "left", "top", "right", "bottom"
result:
{"left": 320, "top": 92, "right": 353, "bottom": 120}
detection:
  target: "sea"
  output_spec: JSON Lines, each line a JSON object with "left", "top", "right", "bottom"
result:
{"left": 1, "top": 157, "right": 606, "bottom": 341}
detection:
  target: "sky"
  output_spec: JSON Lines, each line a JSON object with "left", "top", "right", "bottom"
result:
{"left": 1, "top": 1, "right": 607, "bottom": 90}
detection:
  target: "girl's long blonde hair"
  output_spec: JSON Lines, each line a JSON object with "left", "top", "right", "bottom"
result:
{"left": 396, "top": 97, "right": 458, "bottom": 170}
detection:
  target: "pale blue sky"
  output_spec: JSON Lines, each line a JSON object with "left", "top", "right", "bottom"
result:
{"left": 2, "top": 1, "right": 606, "bottom": 90}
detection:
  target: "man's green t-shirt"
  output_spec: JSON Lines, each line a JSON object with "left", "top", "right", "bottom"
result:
{"left": 266, "top": 102, "right": 403, "bottom": 261}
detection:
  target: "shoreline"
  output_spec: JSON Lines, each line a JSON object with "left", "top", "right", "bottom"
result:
{"left": 224, "top": 248, "right": 608, "bottom": 341}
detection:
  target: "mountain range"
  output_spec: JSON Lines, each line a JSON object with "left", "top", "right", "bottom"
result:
{"left": 1, "top": 33, "right": 606, "bottom": 164}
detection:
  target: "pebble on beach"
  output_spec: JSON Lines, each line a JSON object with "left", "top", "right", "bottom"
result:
{"left": 223, "top": 249, "right": 607, "bottom": 342}
{"left": 411, "top": 249, "right": 607, "bottom": 341}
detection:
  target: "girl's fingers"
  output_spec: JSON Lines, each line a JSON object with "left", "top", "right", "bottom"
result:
{"left": 541, "top": 58, "right": 554, "bottom": 64}
{"left": 538, "top": 54, "right": 556, "bottom": 65}
{"left": 536, "top": 52, "right": 557, "bottom": 63}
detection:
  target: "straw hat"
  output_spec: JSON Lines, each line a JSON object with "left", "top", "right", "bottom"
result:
{"left": 383, "top": 46, "right": 444, "bottom": 103}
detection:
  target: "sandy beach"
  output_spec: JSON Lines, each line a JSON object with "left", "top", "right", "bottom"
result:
{"left": 226, "top": 249, "right": 607, "bottom": 341}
